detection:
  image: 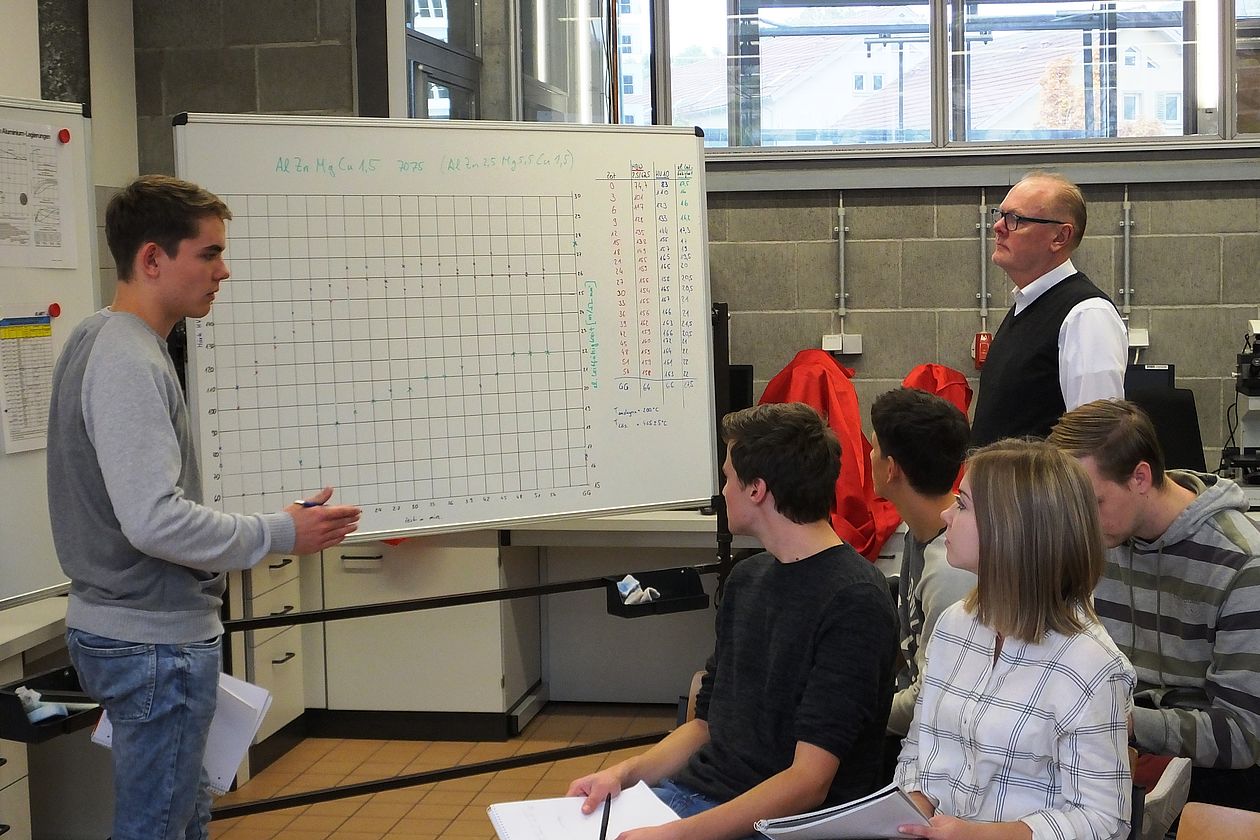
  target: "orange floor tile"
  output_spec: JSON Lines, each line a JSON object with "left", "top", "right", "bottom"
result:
{"left": 211, "top": 703, "right": 675, "bottom": 840}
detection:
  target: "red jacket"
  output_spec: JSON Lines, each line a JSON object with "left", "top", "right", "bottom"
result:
{"left": 759, "top": 350, "right": 899, "bottom": 561}
{"left": 901, "top": 363, "right": 973, "bottom": 416}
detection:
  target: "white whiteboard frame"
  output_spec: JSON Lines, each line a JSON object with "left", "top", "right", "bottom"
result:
{"left": 175, "top": 113, "right": 718, "bottom": 541}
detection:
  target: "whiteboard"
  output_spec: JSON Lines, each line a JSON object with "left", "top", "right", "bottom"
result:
{"left": 174, "top": 114, "right": 716, "bottom": 540}
{"left": 0, "top": 96, "right": 98, "bottom": 608}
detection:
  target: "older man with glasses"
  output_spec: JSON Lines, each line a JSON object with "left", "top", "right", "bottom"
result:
{"left": 969, "top": 171, "right": 1127, "bottom": 447}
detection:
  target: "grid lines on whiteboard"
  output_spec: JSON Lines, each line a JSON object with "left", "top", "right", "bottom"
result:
{"left": 202, "top": 192, "right": 589, "bottom": 514}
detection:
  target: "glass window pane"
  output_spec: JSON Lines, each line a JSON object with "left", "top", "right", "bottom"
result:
{"left": 951, "top": 0, "right": 1216, "bottom": 141}
{"left": 520, "top": 0, "right": 610, "bottom": 122}
{"left": 669, "top": 1, "right": 932, "bottom": 148}
{"left": 406, "top": 0, "right": 477, "bottom": 53}
{"left": 617, "top": 0, "right": 652, "bottom": 125}
{"left": 1238, "top": 0, "right": 1260, "bottom": 133}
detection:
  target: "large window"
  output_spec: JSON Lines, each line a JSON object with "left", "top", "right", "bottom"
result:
{"left": 952, "top": 0, "right": 1200, "bottom": 141}
{"left": 667, "top": 0, "right": 1237, "bottom": 148}
{"left": 398, "top": 0, "right": 1258, "bottom": 151}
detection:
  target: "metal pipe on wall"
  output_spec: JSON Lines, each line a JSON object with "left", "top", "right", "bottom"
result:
{"left": 978, "top": 187, "right": 990, "bottom": 333}
{"left": 1121, "top": 183, "right": 1133, "bottom": 317}
{"left": 835, "top": 195, "right": 848, "bottom": 332}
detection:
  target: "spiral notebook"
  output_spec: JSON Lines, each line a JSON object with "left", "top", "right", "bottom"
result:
{"left": 753, "top": 782, "right": 930, "bottom": 839}
{"left": 487, "top": 780, "right": 679, "bottom": 840}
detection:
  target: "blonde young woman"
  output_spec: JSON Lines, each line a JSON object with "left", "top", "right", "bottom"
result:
{"left": 895, "top": 439, "right": 1135, "bottom": 840}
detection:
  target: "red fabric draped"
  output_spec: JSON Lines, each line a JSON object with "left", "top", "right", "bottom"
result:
{"left": 759, "top": 350, "right": 899, "bottom": 561}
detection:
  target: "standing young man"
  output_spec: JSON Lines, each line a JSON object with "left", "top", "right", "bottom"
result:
{"left": 1050, "top": 399, "right": 1260, "bottom": 812}
{"left": 47, "top": 175, "right": 361, "bottom": 840}
{"left": 567, "top": 402, "right": 898, "bottom": 840}
{"left": 869, "top": 388, "right": 975, "bottom": 742}
{"left": 970, "top": 172, "right": 1126, "bottom": 446}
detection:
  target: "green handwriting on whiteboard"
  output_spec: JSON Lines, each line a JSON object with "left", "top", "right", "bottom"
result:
{"left": 275, "top": 156, "right": 381, "bottom": 177}
{"left": 274, "top": 150, "right": 577, "bottom": 177}
{"left": 440, "top": 150, "right": 576, "bottom": 173}
{"left": 583, "top": 280, "right": 599, "bottom": 389}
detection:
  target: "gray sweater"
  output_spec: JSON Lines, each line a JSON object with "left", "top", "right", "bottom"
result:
{"left": 47, "top": 309, "right": 295, "bottom": 644}
{"left": 1096, "top": 471, "right": 1260, "bottom": 769}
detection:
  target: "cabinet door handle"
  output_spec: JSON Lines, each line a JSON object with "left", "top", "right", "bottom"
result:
{"left": 268, "top": 605, "right": 295, "bottom": 616}
{"left": 267, "top": 557, "right": 294, "bottom": 570}
{"left": 0, "top": 824, "right": 10, "bottom": 835}
{"left": 271, "top": 651, "right": 297, "bottom": 665}
{"left": 0, "top": 756, "right": 6, "bottom": 768}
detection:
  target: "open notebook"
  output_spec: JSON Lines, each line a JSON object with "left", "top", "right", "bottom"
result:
{"left": 487, "top": 780, "right": 679, "bottom": 840}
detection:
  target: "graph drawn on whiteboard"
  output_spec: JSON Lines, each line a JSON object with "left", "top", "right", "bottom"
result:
{"left": 181, "top": 117, "right": 716, "bottom": 539}
{"left": 201, "top": 191, "right": 589, "bottom": 512}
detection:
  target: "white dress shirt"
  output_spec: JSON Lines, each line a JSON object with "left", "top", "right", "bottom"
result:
{"left": 1010, "top": 259, "right": 1128, "bottom": 409}
{"left": 895, "top": 602, "right": 1136, "bottom": 840}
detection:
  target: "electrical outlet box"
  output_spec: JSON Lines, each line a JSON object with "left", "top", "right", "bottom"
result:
{"left": 1128, "top": 327, "right": 1150, "bottom": 349}
{"left": 823, "top": 334, "right": 863, "bottom": 354}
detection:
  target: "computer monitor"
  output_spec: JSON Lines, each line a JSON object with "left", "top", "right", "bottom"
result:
{"left": 1125, "top": 363, "right": 1176, "bottom": 393}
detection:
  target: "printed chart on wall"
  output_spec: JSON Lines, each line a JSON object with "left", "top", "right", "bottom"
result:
{"left": 0, "top": 117, "right": 77, "bottom": 268}
{"left": 175, "top": 114, "right": 716, "bottom": 539}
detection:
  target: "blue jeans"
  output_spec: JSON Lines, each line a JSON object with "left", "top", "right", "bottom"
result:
{"left": 651, "top": 779, "right": 767, "bottom": 839}
{"left": 68, "top": 629, "right": 221, "bottom": 840}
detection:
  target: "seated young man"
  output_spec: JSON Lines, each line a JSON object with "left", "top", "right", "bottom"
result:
{"left": 1050, "top": 399, "right": 1260, "bottom": 812}
{"left": 568, "top": 402, "right": 899, "bottom": 840}
{"left": 869, "top": 388, "right": 975, "bottom": 742}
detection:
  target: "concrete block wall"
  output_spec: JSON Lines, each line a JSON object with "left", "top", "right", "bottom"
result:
{"left": 132, "top": 0, "right": 355, "bottom": 174}
{"left": 709, "top": 181, "right": 1260, "bottom": 463}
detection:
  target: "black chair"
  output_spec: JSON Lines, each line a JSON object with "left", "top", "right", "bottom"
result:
{"left": 1124, "top": 387, "right": 1207, "bottom": 472}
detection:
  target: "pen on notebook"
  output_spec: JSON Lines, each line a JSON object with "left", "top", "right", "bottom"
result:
{"left": 598, "top": 793, "right": 611, "bottom": 840}
{"left": 294, "top": 500, "right": 325, "bottom": 508}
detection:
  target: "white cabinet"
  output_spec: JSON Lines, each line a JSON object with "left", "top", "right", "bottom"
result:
{"left": 321, "top": 535, "right": 540, "bottom": 714}
{"left": 0, "top": 775, "right": 31, "bottom": 840}
{"left": 243, "top": 554, "right": 304, "bottom": 742}
{"left": 0, "top": 654, "right": 30, "bottom": 837}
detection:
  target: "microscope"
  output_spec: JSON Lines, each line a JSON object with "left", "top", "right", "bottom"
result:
{"left": 1223, "top": 319, "right": 1260, "bottom": 508}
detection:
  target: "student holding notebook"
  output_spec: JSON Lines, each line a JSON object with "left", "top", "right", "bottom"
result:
{"left": 567, "top": 403, "right": 899, "bottom": 840}
{"left": 894, "top": 439, "right": 1135, "bottom": 840}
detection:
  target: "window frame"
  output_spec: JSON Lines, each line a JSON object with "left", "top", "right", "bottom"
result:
{"left": 656, "top": 0, "right": 1257, "bottom": 163}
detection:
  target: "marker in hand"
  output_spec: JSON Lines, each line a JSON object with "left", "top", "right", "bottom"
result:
{"left": 293, "top": 499, "right": 325, "bottom": 508}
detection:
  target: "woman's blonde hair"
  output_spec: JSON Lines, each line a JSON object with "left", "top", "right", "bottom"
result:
{"left": 962, "top": 438, "right": 1104, "bottom": 642}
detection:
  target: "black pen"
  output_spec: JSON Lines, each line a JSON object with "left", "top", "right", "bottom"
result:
{"left": 598, "top": 792, "right": 612, "bottom": 840}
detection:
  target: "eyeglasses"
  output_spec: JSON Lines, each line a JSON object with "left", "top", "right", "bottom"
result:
{"left": 990, "top": 208, "right": 1067, "bottom": 231}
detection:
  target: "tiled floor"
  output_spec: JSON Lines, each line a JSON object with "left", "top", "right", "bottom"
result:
{"left": 210, "top": 703, "right": 676, "bottom": 840}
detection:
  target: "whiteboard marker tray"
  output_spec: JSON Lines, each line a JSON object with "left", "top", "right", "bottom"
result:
{"left": 0, "top": 665, "right": 101, "bottom": 743}
{"left": 605, "top": 568, "right": 709, "bottom": 618}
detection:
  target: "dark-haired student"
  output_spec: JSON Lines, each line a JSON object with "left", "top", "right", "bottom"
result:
{"left": 568, "top": 402, "right": 898, "bottom": 840}
{"left": 869, "top": 388, "right": 975, "bottom": 746}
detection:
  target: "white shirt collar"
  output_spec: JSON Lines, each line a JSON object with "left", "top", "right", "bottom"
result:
{"left": 1011, "top": 259, "right": 1077, "bottom": 315}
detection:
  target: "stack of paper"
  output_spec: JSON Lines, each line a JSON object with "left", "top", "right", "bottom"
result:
{"left": 91, "top": 672, "right": 272, "bottom": 796}
{"left": 487, "top": 780, "right": 679, "bottom": 840}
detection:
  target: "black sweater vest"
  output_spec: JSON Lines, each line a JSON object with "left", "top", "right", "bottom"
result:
{"left": 971, "top": 272, "right": 1112, "bottom": 447}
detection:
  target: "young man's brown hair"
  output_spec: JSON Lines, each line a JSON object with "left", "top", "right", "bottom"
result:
{"left": 106, "top": 175, "right": 232, "bottom": 280}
